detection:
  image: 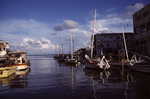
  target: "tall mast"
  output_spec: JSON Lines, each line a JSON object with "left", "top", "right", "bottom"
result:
{"left": 61, "top": 36, "right": 63, "bottom": 54}
{"left": 91, "top": 9, "right": 96, "bottom": 58}
{"left": 73, "top": 32, "right": 74, "bottom": 53}
{"left": 71, "top": 33, "right": 73, "bottom": 60}
{"left": 121, "top": 22, "right": 129, "bottom": 61}
{"left": 55, "top": 45, "right": 56, "bottom": 55}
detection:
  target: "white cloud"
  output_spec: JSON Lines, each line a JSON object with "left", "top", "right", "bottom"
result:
{"left": 86, "top": 3, "right": 143, "bottom": 33}
{"left": 121, "top": 3, "right": 144, "bottom": 19}
{"left": 54, "top": 19, "right": 78, "bottom": 31}
{"left": 63, "top": 20, "right": 78, "bottom": 29}
{"left": 9, "top": 37, "right": 57, "bottom": 54}
{"left": 1, "top": 3, "right": 145, "bottom": 54}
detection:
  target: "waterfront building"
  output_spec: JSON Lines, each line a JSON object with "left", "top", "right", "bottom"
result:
{"left": 0, "top": 40, "right": 9, "bottom": 57}
{"left": 133, "top": 3, "right": 150, "bottom": 56}
{"left": 93, "top": 33, "right": 134, "bottom": 57}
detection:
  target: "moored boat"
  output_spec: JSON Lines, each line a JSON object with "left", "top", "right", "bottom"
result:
{"left": 65, "top": 57, "right": 78, "bottom": 64}
{"left": 65, "top": 33, "right": 78, "bottom": 64}
{"left": 15, "top": 68, "right": 30, "bottom": 75}
{"left": 8, "top": 51, "right": 30, "bottom": 71}
{"left": 84, "top": 9, "right": 110, "bottom": 70}
{"left": 0, "top": 67, "right": 17, "bottom": 78}
{"left": 130, "top": 61, "right": 150, "bottom": 74}
{"left": 85, "top": 55, "right": 110, "bottom": 70}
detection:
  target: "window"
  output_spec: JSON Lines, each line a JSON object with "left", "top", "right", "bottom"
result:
{"left": 137, "top": 15, "right": 141, "bottom": 21}
{"left": 141, "top": 40, "right": 146, "bottom": 45}
{"left": 116, "top": 43, "right": 118, "bottom": 47}
{"left": 117, "top": 36, "right": 120, "bottom": 39}
{"left": 135, "top": 41, "right": 140, "bottom": 46}
{"left": 99, "top": 43, "right": 103, "bottom": 49}
{"left": 140, "top": 24, "right": 146, "bottom": 33}
{"left": 147, "top": 21, "right": 150, "bottom": 31}
{"left": 107, "top": 43, "right": 109, "bottom": 47}
{"left": 134, "top": 26, "right": 140, "bottom": 33}
{"left": 143, "top": 11, "right": 149, "bottom": 18}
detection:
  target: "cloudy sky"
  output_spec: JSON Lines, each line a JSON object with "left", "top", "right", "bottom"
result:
{"left": 0, "top": 0, "right": 149, "bottom": 54}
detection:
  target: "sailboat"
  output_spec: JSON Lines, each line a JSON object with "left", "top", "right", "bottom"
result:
{"left": 65, "top": 33, "right": 78, "bottom": 64}
{"left": 84, "top": 9, "right": 110, "bottom": 70}
{"left": 109, "top": 22, "right": 142, "bottom": 67}
{"left": 57, "top": 36, "right": 65, "bottom": 61}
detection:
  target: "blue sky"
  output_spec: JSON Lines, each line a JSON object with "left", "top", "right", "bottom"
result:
{"left": 0, "top": 0, "right": 149, "bottom": 54}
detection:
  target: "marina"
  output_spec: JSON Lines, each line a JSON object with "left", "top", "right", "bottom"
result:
{"left": 0, "top": 54, "right": 150, "bottom": 99}
{"left": 0, "top": 1, "right": 150, "bottom": 99}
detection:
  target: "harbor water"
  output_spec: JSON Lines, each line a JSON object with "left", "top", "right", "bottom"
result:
{"left": 0, "top": 54, "right": 150, "bottom": 99}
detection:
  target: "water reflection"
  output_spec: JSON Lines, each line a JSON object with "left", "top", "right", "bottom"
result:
{"left": 10, "top": 68, "right": 30, "bottom": 89}
{"left": 84, "top": 68, "right": 111, "bottom": 86}
{"left": 56, "top": 60, "right": 83, "bottom": 91}
{"left": 0, "top": 74, "right": 16, "bottom": 86}
{"left": 0, "top": 55, "right": 150, "bottom": 99}
{"left": 128, "top": 71, "right": 150, "bottom": 99}
{"left": 0, "top": 68, "right": 30, "bottom": 89}
{"left": 84, "top": 68, "right": 111, "bottom": 99}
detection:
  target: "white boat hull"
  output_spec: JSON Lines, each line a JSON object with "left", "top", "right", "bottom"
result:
{"left": 9, "top": 64, "right": 29, "bottom": 71}
{"left": 15, "top": 68, "right": 30, "bottom": 75}
{"left": 65, "top": 59, "right": 77, "bottom": 64}
{"left": 85, "top": 62, "right": 100, "bottom": 69}
{"left": 131, "top": 61, "right": 150, "bottom": 74}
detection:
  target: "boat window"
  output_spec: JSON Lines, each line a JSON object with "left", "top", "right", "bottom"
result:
{"left": 22, "top": 58, "right": 25, "bottom": 63}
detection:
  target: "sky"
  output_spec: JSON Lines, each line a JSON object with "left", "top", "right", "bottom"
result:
{"left": 0, "top": 0, "right": 149, "bottom": 54}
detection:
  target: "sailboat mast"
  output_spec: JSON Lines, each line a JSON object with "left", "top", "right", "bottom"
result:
{"left": 91, "top": 9, "right": 96, "bottom": 59}
{"left": 61, "top": 36, "right": 63, "bottom": 54}
{"left": 121, "top": 22, "right": 129, "bottom": 61}
{"left": 71, "top": 33, "right": 73, "bottom": 60}
{"left": 73, "top": 32, "right": 74, "bottom": 53}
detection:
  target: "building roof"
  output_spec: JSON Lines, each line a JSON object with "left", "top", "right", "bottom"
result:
{"left": 95, "top": 32, "right": 133, "bottom": 36}
{"left": 0, "top": 40, "right": 9, "bottom": 44}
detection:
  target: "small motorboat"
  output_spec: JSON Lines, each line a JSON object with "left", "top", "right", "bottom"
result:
{"left": 0, "top": 67, "right": 17, "bottom": 78}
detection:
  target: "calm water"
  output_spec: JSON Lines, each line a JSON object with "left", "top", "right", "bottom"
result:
{"left": 0, "top": 55, "right": 150, "bottom": 99}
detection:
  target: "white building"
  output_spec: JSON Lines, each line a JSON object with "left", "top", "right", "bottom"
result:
{"left": 0, "top": 40, "right": 9, "bottom": 57}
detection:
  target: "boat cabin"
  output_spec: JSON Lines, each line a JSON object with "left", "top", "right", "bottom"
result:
{"left": 8, "top": 51, "right": 28, "bottom": 65}
{"left": 0, "top": 40, "right": 9, "bottom": 57}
